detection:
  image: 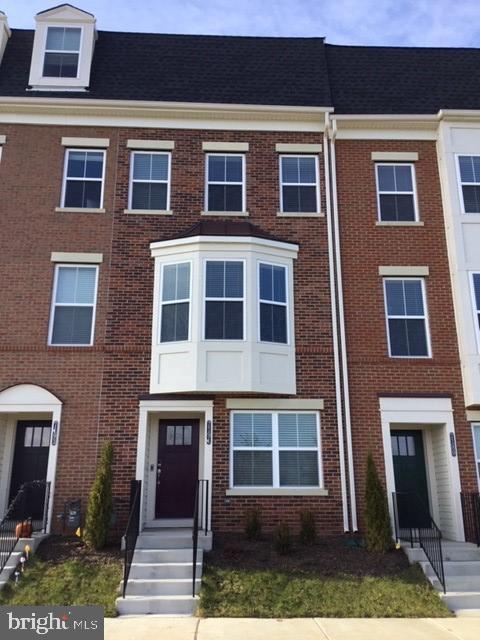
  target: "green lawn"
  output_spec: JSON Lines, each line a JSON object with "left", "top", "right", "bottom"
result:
{"left": 0, "top": 556, "right": 122, "bottom": 617}
{"left": 199, "top": 564, "right": 452, "bottom": 618}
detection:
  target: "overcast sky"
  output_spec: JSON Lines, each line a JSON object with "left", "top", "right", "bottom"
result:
{"left": 2, "top": 0, "right": 480, "bottom": 47}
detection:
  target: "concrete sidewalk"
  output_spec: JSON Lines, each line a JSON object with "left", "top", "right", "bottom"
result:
{"left": 105, "top": 616, "right": 480, "bottom": 640}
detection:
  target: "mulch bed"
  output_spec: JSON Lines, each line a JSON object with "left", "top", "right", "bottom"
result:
{"left": 205, "top": 534, "right": 410, "bottom": 578}
{"left": 36, "top": 535, "right": 121, "bottom": 567}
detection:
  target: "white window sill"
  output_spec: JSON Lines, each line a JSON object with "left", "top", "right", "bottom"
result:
{"left": 226, "top": 488, "right": 329, "bottom": 497}
{"left": 201, "top": 210, "right": 249, "bottom": 217}
{"left": 277, "top": 211, "right": 324, "bottom": 218}
{"left": 376, "top": 221, "right": 424, "bottom": 227}
{"left": 124, "top": 209, "right": 173, "bottom": 215}
{"left": 55, "top": 207, "right": 105, "bottom": 214}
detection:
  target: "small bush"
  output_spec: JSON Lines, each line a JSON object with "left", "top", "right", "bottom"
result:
{"left": 84, "top": 441, "right": 114, "bottom": 550}
{"left": 274, "top": 523, "right": 292, "bottom": 555}
{"left": 364, "top": 452, "right": 392, "bottom": 553}
{"left": 299, "top": 510, "right": 316, "bottom": 545}
{"left": 244, "top": 509, "right": 262, "bottom": 540}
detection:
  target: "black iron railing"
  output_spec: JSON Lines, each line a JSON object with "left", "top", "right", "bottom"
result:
{"left": 122, "top": 479, "right": 141, "bottom": 598}
{"left": 0, "top": 480, "right": 51, "bottom": 574}
{"left": 461, "top": 492, "right": 480, "bottom": 546}
{"left": 392, "top": 491, "right": 446, "bottom": 593}
{"left": 192, "top": 479, "right": 209, "bottom": 597}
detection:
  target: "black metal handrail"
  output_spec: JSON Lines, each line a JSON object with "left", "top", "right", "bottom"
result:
{"left": 0, "top": 480, "right": 51, "bottom": 574}
{"left": 192, "top": 479, "right": 209, "bottom": 597}
{"left": 460, "top": 492, "right": 480, "bottom": 546}
{"left": 122, "top": 479, "right": 141, "bottom": 598}
{"left": 392, "top": 492, "right": 446, "bottom": 593}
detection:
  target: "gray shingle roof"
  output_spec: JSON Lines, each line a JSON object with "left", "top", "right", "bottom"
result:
{"left": 0, "top": 29, "right": 330, "bottom": 107}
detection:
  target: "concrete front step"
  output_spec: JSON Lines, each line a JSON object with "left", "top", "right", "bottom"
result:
{"left": 422, "top": 560, "right": 480, "bottom": 577}
{"left": 431, "top": 576, "right": 480, "bottom": 592}
{"left": 406, "top": 547, "right": 480, "bottom": 563}
{"left": 132, "top": 548, "right": 202, "bottom": 563}
{"left": 136, "top": 531, "right": 212, "bottom": 551}
{"left": 116, "top": 595, "right": 198, "bottom": 616}
{"left": 124, "top": 578, "right": 201, "bottom": 596}
{"left": 440, "top": 592, "right": 480, "bottom": 611}
{"left": 129, "top": 562, "right": 202, "bottom": 580}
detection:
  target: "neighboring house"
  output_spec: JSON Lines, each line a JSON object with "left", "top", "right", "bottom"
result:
{"left": 0, "top": 3, "right": 479, "bottom": 552}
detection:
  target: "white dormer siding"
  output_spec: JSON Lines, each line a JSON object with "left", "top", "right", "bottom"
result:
{"left": 28, "top": 4, "right": 97, "bottom": 92}
{"left": 0, "top": 12, "right": 11, "bottom": 66}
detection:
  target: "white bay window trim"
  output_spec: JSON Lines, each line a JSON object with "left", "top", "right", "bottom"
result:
{"left": 203, "top": 259, "right": 246, "bottom": 341}
{"left": 229, "top": 411, "right": 323, "bottom": 490}
{"left": 258, "top": 261, "right": 289, "bottom": 345}
{"left": 48, "top": 263, "right": 99, "bottom": 346}
{"left": 159, "top": 260, "right": 192, "bottom": 343}
{"left": 470, "top": 272, "right": 480, "bottom": 353}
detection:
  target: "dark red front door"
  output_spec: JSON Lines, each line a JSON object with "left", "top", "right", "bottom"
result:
{"left": 155, "top": 419, "right": 199, "bottom": 519}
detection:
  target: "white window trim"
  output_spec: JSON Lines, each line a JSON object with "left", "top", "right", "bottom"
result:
{"left": 43, "top": 24, "right": 83, "bottom": 80}
{"left": 48, "top": 263, "right": 99, "bottom": 347}
{"left": 375, "top": 162, "right": 419, "bottom": 223}
{"left": 158, "top": 260, "right": 192, "bottom": 344}
{"left": 257, "top": 260, "right": 289, "bottom": 345}
{"left": 383, "top": 277, "right": 432, "bottom": 359}
{"left": 60, "top": 148, "right": 106, "bottom": 209}
{"left": 279, "top": 154, "right": 320, "bottom": 214}
{"left": 203, "top": 258, "right": 246, "bottom": 342}
{"left": 205, "top": 153, "right": 246, "bottom": 213}
{"left": 128, "top": 151, "right": 171, "bottom": 212}
{"left": 229, "top": 410, "right": 323, "bottom": 490}
{"left": 469, "top": 272, "right": 480, "bottom": 353}
{"left": 456, "top": 154, "right": 480, "bottom": 215}
{"left": 472, "top": 423, "right": 480, "bottom": 490}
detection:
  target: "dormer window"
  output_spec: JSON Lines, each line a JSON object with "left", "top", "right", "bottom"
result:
{"left": 28, "top": 4, "right": 96, "bottom": 91}
{"left": 43, "top": 26, "right": 81, "bottom": 78}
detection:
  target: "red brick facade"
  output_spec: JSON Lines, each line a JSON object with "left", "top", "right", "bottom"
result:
{"left": 335, "top": 139, "right": 478, "bottom": 529}
{"left": 0, "top": 124, "right": 345, "bottom": 535}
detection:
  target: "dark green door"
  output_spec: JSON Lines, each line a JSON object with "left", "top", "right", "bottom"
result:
{"left": 391, "top": 430, "right": 430, "bottom": 528}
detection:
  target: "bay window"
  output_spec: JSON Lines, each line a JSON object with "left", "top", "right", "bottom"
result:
{"left": 160, "top": 262, "right": 191, "bottom": 342}
{"left": 231, "top": 412, "right": 321, "bottom": 488}
{"left": 205, "top": 260, "right": 244, "bottom": 340}
{"left": 259, "top": 262, "right": 288, "bottom": 343}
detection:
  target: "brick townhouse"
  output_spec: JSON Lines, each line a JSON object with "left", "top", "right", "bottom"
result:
{"left": 0, "top": 3, "right": 480, "bottom": 614}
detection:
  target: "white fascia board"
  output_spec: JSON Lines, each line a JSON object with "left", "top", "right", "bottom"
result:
{"left": 226, "top": 398, "right": 324, "bottom": 410}
{"left": 379, "top": 266, "right": 429, "bottom": 277}
{"left": 149, "top": 235, "right": 299, "bottom": 256}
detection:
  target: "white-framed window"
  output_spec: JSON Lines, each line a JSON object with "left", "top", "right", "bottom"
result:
{"left": 383, "top": 278, "right": 431, "bottom": 357}
{"left": 204, "top": 260, "right": 244, "bottom": 340}
{"left": 457, "top": 155, "right": 480, "bottom": 214}
{"left": 231, "top": 411, "right": 321, "bottom": 488}
{"left": 473, "top": 424, "right": 480, "bottom": 488}
{"left": 259, "top": 262, "right": 288, "bottom": 344}
{"left": 375, "top": 163, "right": 418, "bottom": 222}
{"left": 129, "top": 151, "right": 171, "bottom": 211}
{"left": 470, "top": 273, "right": 480, "bottom": 351}
{"left": 279, "top": 155, "right": 320, "bottom": 213}
{"left": 159, "top": 262, "right": 191, "bottom": 343}
{"left": 205, "top": 154, "right": 245, "bottom": 212}
{"left": 48, "top": 264, "right": 99, "bottom": 346}
{"left": 43, "top": 26, "right": 82, "bottom": 78}
{"left": 61, "top": 149, "right": 105, "bottom": 209}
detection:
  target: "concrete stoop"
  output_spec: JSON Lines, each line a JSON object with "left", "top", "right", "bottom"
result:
{"left": 116, "top": 528, "right": 212, "bottom": 616}
{"left": 0, "top": 533, "right": 49, "bottom": 591}
{"left": 403, "top": 541, "right": 480, "bottom": 615}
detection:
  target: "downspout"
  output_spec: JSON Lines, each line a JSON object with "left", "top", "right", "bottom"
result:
{"left": 324, "top": 112, "right": 349, "bottom": 531}
{"left": 330, "top": 119, "right": 358, "bottom": 531}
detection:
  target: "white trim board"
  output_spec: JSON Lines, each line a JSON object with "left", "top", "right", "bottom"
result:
{"left": 379, "top": 266, "right": 429, "bottom": 276}
{"left": 371, "top": 151, "right": 419, "bottom": 161}
{"left": 61, "top": 137, "right": 110, "bottom": 148}
{"left": 226, "top": 398, "right": 324, "bottom": 410}
{"left": 127, "top": 139, "right": 175, "bottom": 150}
{"left": 50, "top": 252, "right": 103, "bottom": 263}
